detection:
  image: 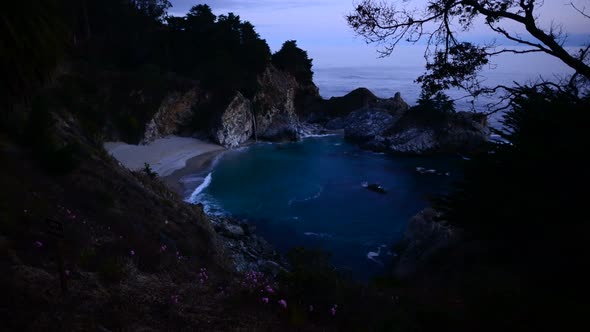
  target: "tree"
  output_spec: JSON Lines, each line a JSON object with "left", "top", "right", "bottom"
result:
{"left": 1, "top": 0, "right": 68, "bottom": 104}
{"left": 347, "top": 0, "right": 590, "bottom": 106}
{"left": 272, "top": 40, "right": 314, "bottom": 83}
{"left": 130, "top": 0, "right": 171, "bottom": 22}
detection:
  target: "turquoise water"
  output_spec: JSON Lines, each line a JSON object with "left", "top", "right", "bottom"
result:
{"left": 186, "top": 135, "right": 460, "bottom": 279}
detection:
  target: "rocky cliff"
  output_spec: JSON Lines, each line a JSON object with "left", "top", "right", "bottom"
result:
{"left": 213, "top": 92, "right": 253, "bottom": 148}
{"left": 319, "top": 88, "right": 489, "bottom": 155}
{"left": 252, "top": 66, "right": 301, "bottom": 141}
{"left": 392, "top": 208, "right": 457, "bottom": 279}
{"left": 364, "top": 110, "right": 490, "bottom": 155}
{"left": 142, "top": 87, "right": 203, "bottom": 144}
{"left": 139, "top": 65, "right": 321, "bottom": 148}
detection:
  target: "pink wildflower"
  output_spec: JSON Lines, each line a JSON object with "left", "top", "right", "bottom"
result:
{"left": 264, "top": 285, "right": 275, "bottom": 294}
{"left": 34, "top": 241, "right": 43, "bottom": 248}
{"left": 130, "top": 250, "right": 135, "bottom": 256}
{"left": 278, "top": 299, "right": 287, "bottom": 309}
{"left": 261, "top": 297, "right": 269, "bottom": 304}
{"left": 330, "top": 305, "right": 337, "bottom": 316}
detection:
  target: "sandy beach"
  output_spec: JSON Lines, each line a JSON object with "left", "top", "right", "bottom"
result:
{"left": 104, "top": 136, "right": 224, "bottom": 177}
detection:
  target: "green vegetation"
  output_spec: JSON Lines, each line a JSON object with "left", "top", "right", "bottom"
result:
{"left": 142, "top": 163, "right": 157, "bottom": 179}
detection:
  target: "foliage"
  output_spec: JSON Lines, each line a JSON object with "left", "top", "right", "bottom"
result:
{"left": 143, "top": 163, "right": 157, "bottom": 179}
{"left": 272, "top": 40, "right": 314, "bottom": 84}
{"left": 436, "top": 87, "right": 590, "bottom": 238}
{"left": 98, "top": 257, "right": 128, "bottom": 283}
{"left": 0, "top": 0, "right": 68, "bottom": 105}
{"left": 347, "top": 0, "right": 590, "bottom": 107}
{"left": 26, "top": 96, "right": 81, "bottom": 175}
{"left": 130, "top": 0, "right": 171, "bottom": 22}
{"left": 165, "top": 5, "right": 271, "bottom": 97}
{"left": 416, "top": 91, "right": 455, "bottom": 114}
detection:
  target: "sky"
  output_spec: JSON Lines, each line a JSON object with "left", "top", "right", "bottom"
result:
{"left": 168, "top": 0, "right": 590, "bottom": 67}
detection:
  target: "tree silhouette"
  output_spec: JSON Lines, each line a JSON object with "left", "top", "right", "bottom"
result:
{"left": 347, "top": 0, "right": 590, "bottom": 106}
{"left": 272, "top": 40, "right": 314, "bottom": 83}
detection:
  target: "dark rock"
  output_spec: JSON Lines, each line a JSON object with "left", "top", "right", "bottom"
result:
{"left": 392, "top": 208, "right": 457, "bottom": 279}
{"left": 366, "top": 183, "right": 387, "bottom": 194}
{"left": 378, "top": 110, "right": 490, "bottom": 155}
{"left": 209, "top": 215, "right": 288, "bottom": 275}
{"left": 142, "top": 87, "right": 202, "bottom": 143}
{"left": 253, "top": 66, "right": 301, "bottom": 142}
{"left": 343, "top": 109, "right": 398, "bottom": 142}
{"left": 325, "top": 117, "right": 346, "bottom": 130}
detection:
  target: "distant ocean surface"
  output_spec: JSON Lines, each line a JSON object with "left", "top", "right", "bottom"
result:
{"left": 313, "top": 46, "right": 575, "bottom": 128}
{"left": 186, "top": 135, "right": 461, "bottom": 279}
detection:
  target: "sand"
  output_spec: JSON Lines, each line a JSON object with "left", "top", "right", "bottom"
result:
{"left": 104, "top": 136, "right": 224, "bottom": 177}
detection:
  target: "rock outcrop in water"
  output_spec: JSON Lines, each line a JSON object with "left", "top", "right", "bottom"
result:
{"left": 315, "top": 88, "right": 489, "bottom": 155}
{"left": 363, "top": 110, "right": 490, "bottom": 155}
{"left": 342, "top": 110, "right": 400, "bottom": 141}
{"left": 213, "top": 92, "right": 253, "bottom": 148}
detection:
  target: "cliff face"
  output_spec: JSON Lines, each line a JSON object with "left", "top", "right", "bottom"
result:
{"left": 213, "top": 92, "right": 253, "bottom": 148}
{"left": 138, "top": 65, "right": 320, "bottom": 148}
{"left": 142, "top": 87, "right": 202, "bottom": 144}
{"left": 252, "top": 66, "right": 301, "bottom": 141}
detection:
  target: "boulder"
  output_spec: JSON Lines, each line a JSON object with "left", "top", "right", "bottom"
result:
{"left": 213, "top": 92, "right": 253, "bottom": 148}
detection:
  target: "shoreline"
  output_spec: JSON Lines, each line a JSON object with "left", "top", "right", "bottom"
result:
{"left": 163, "top": 148, "right": 227, "bottom": 197}
{"left": 104, "top": 136, "right": 224, "bottom": 177}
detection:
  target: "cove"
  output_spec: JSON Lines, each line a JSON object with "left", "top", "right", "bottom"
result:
{"left": 185, "top": 135, "right": 460, "bottom": 279}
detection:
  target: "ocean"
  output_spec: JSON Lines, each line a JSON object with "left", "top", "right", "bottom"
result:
{"left": 185, "top": 135, "right": 461, "bottom": 279}
{"left": 184, "top": 49, "right": 575, "bottom": 278}
{"left": 313, "top": 45, "right": 575, "bottom": 128}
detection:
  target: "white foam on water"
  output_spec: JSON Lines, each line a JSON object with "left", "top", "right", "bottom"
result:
{"left": 185, "top": 172, "right": 213, "bottom": 204}
{"left": 367, "top": 246, "right": 384, "bottom": 266}
{"left": 303, "top": 232, "right": 333, "bottom": 238}
{"left": 288, "top": 185, "right": 324, "bottom": 206}
{"left": 301, "top": 133, "right": 340, "bottom": 138}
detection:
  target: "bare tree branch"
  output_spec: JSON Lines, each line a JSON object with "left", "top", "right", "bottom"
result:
{"left": 570, "top": 2, "right": 590, "bottom": 20}
{"left": 347, "top": 0, "right": 590, "bottom": 112}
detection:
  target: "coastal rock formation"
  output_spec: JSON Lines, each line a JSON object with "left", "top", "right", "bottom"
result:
{"left": 253, "top": 66, "right": 301, "bottom": 141}
{"left": 365, "top": 111, "right": 490, "bottom": 154}
{"left": 380, "top": 92, "right": 411, "bottom": 113}
{"left": 209, "top": 215, "right": 287, "bottom": 275}
{"left": 142, "top": 87, "right": 201, "bottom": 143}
{"left": 392, "top": 208, "right": 457, "bottom": 279}
{"left": 213, "top": 92, "right": 253, "bottom": 148}
{"left": 313, "top": 89, "right": 410, "bottom": 124}
{"left": 343, "top": 110, "right": 398, "bottom": 141}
